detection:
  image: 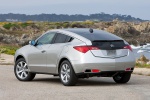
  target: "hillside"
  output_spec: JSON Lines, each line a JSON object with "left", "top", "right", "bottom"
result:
{"left": 0, "top": 13, "right": 145, "bottom": 22}
{"left": 0, "top": 21, "right": 150, "bottom": 46}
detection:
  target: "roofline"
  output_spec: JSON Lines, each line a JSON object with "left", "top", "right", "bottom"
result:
{"left": 48, "top": 29, "right": 92, "bottom": 45}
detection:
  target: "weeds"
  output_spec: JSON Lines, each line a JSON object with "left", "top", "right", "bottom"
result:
{"left": 135, "top": 63, "right": 150, "bottom": 68}
{"left": 0, "top": 45, "right": 19, "bottom": 55}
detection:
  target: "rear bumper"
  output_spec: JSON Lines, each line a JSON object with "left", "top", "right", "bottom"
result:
{"left": 70, "top": 51, "right": 135, "bottom": 74}
{"left": 76, "top": 71, "right": 133, "bottom": 78}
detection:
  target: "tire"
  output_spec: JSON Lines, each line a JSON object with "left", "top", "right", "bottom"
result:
{"left": 59, "top": 60, "right": 78, "bottom": 86}
{"left": 113, "top": 73, "right": 131, "bottom": 84}
{"left": 14, "top": 58, "right": 36, "bottom": 81}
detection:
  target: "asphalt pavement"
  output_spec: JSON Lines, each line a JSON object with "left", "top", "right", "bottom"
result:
{"left": 0, "top": 65, "right": 150, "bottom": 100}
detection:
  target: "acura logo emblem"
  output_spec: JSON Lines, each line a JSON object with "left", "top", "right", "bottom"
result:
{"left": 110, "top": 44, "right": 114, "bottom": 48}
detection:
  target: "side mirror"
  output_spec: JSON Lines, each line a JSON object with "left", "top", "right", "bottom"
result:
{"left": 29, "top": 40, "right": 36, "bottom": 46}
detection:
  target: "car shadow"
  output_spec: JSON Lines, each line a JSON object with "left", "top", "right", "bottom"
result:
{"left": 33, "top": 77, "right": 61, "bottom": 85}
{"left": 32, "top": 76, "right": 138, "bottom": 86}
{"left": 77, "top": 79, "right": 116, "bottom": 86}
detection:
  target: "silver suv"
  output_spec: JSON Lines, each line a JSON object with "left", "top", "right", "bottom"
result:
{"left": 14, "top": 28, "right": 135, "bottom": 86}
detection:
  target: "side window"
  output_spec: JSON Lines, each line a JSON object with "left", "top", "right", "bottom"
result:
{"left": 53, "top": 33, "right": 74, "bottom": 43}
{"left": 36, "top": 32, "right": 56, "bottom": 45}
{"left": 66, "top": 36, "right": 74, "bottom": 42}
{"left": 54, "top": 33, "right": 67, "bottom": 43}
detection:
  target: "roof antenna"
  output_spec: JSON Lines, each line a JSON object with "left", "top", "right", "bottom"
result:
{"left": 89, "top": 28, "right": 93, "bottom": 33}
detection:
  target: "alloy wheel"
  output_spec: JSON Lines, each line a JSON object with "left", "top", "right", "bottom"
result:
{"left": 60, "top": 64, "right": 70, "bottom": 83}
{"left": 16, "top": 61, "right": 29, "bottom": 79}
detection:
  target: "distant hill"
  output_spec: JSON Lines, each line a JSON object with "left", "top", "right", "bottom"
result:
{"left": 0, "top": 13, "right": 146, "bottom": 22}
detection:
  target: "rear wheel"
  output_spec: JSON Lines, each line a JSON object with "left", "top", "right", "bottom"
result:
{"left": 59, "top": 60, "right": 78, "bottom": 86}
{"left": 14, "top": 58, "right": 36, "bottom": 81}
{"left": 113, "top": 73, "right": 131, "bottom": 83}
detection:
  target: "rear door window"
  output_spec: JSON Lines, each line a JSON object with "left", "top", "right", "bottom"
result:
{"left": 53, "top": 33, "right": 74, "bottom": 43}
{"left": 54, "top": 33, "right": 67, "bottom": 43}
{"left": 65, "top": 36, "right": 74, "bottom": 42}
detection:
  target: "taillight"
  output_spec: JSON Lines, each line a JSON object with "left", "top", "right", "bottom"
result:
{"left": 91, "top": 69, "right": 100, "bottom": 73}
{"left": 124, "top": 45, "right": 132, "bottom": 51}
{"left": 73, "top": 46, "right": 99, "bottom": 53}
{"left": 125, "top": 68, "right": 131, "bottom": 71}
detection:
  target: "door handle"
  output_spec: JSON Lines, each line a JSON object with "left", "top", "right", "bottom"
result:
{"left": 41, "top": 50, "right": 46, "bottom": 53}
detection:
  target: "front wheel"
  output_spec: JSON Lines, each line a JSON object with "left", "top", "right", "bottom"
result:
{"left": 14, "top": 58, "right": 36, "bottom": 81}
{"left": 113, "top": 73, "right": 131, "bottom": 84}
{"left": 59, "top": 60, "right": 78, "bottom": 86}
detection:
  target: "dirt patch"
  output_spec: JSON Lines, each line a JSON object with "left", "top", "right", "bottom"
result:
{"left": 133, "top": 68, "right": 150, "bottom": 76}
{"left": 0, "top": 53, "right": 14, "bottom": 65}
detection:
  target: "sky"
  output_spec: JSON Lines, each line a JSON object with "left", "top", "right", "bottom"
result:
{"left": 0, "top": 0, "right": 149, "bottom": 20}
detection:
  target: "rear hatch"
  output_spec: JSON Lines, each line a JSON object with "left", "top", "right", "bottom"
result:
{"left": 68, "top": 29, "right": 131, "bottom": 58}
{"left": 91, "top": 40, "right": 128, "bottom": 58}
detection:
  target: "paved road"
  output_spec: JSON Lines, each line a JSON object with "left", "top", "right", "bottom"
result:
{"left": 0, "top": 65, "right": 150, "bottom": 100}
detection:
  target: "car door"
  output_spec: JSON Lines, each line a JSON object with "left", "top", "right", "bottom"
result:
{"left": 28, "top": 32, "right": 56, "bottom": 73}
{"left": 46, "top": 33, "right": 73, "bottom": 74}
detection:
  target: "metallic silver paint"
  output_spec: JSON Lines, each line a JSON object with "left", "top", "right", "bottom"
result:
{"left": 14, "top": 29, "right": 135, "bottom": 75}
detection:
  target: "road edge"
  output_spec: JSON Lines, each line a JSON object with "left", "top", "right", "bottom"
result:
{"left": 133, "top": 68, "right": 150, "bottom": 76}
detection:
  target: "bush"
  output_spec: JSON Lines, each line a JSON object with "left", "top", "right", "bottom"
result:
{"left": 62, "top": 22, "right": 70, "bottom": 28}
{"left": 71, "top": 22, "right": 85, "bottom": 28}
{"left": 136, "top": 63, "right": 150, "bottom": 68}
{"left": 21, "top": 22, "right": 30, "bottom": 28}
{"left": 3, "top": 23, "right": 17, "bottom": 30}
{"left": 0, "top": 45, "right": 19, "bottom": 55}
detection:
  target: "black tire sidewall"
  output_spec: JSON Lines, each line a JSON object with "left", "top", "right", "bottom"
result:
{"left": 113, "top": 73, "right": 131, "bottom": 83}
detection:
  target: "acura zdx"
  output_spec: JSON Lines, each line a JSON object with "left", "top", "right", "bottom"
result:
{"left": 14, "top": 28, "right": 135, "bottom": 86}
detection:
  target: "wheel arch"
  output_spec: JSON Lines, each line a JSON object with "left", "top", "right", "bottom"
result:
{"left": 57, "top": 57, "right": 73, "bottom": 74}
{"left": 15, "top": 55, "right": 26, "bottom": 62}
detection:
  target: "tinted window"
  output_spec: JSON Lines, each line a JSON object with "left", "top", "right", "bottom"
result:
{"left": 54, "top": 33, "right": 67, "bottom": 43}
{"left": 36, "top": 32, "right": 56, "bottom": 45}
{"left": 54, "top": 33, "right": 73, "bottom": 43}
{"left": 65, "top": 28, "right": 122, "bottom": 41}
{"left": 65, "top": 36, "right": 74, "bottom": 42}
{"left": 92, "top": 40, "right": 126, "bottom": 50}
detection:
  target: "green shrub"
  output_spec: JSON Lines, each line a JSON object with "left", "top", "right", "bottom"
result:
{"left": 5, "top": 49, "right": 16, "bottom": 55}
{"left": 136, "top": 62, "right": 150, "bottom": 68}
{"left": 62, "top": 23, "right": 70, "bottom": 28}
{"left": 0, "top": 45, "right": 19, "bottom": 55}
{"left": 3, "top": 23, "right": 16, "bottom": 29}
{"left": 21, "top": 23, "right": 30, "bottom": 28}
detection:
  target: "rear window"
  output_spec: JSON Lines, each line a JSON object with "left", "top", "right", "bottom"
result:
{"left": 65, "top": 29, "right": 122, "bottom": 41}
{"left": 80, "top": 33, "right": 121, "bottom": 41}
{"left": 92, "top": 40, "right": 126, "bottom": 50}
